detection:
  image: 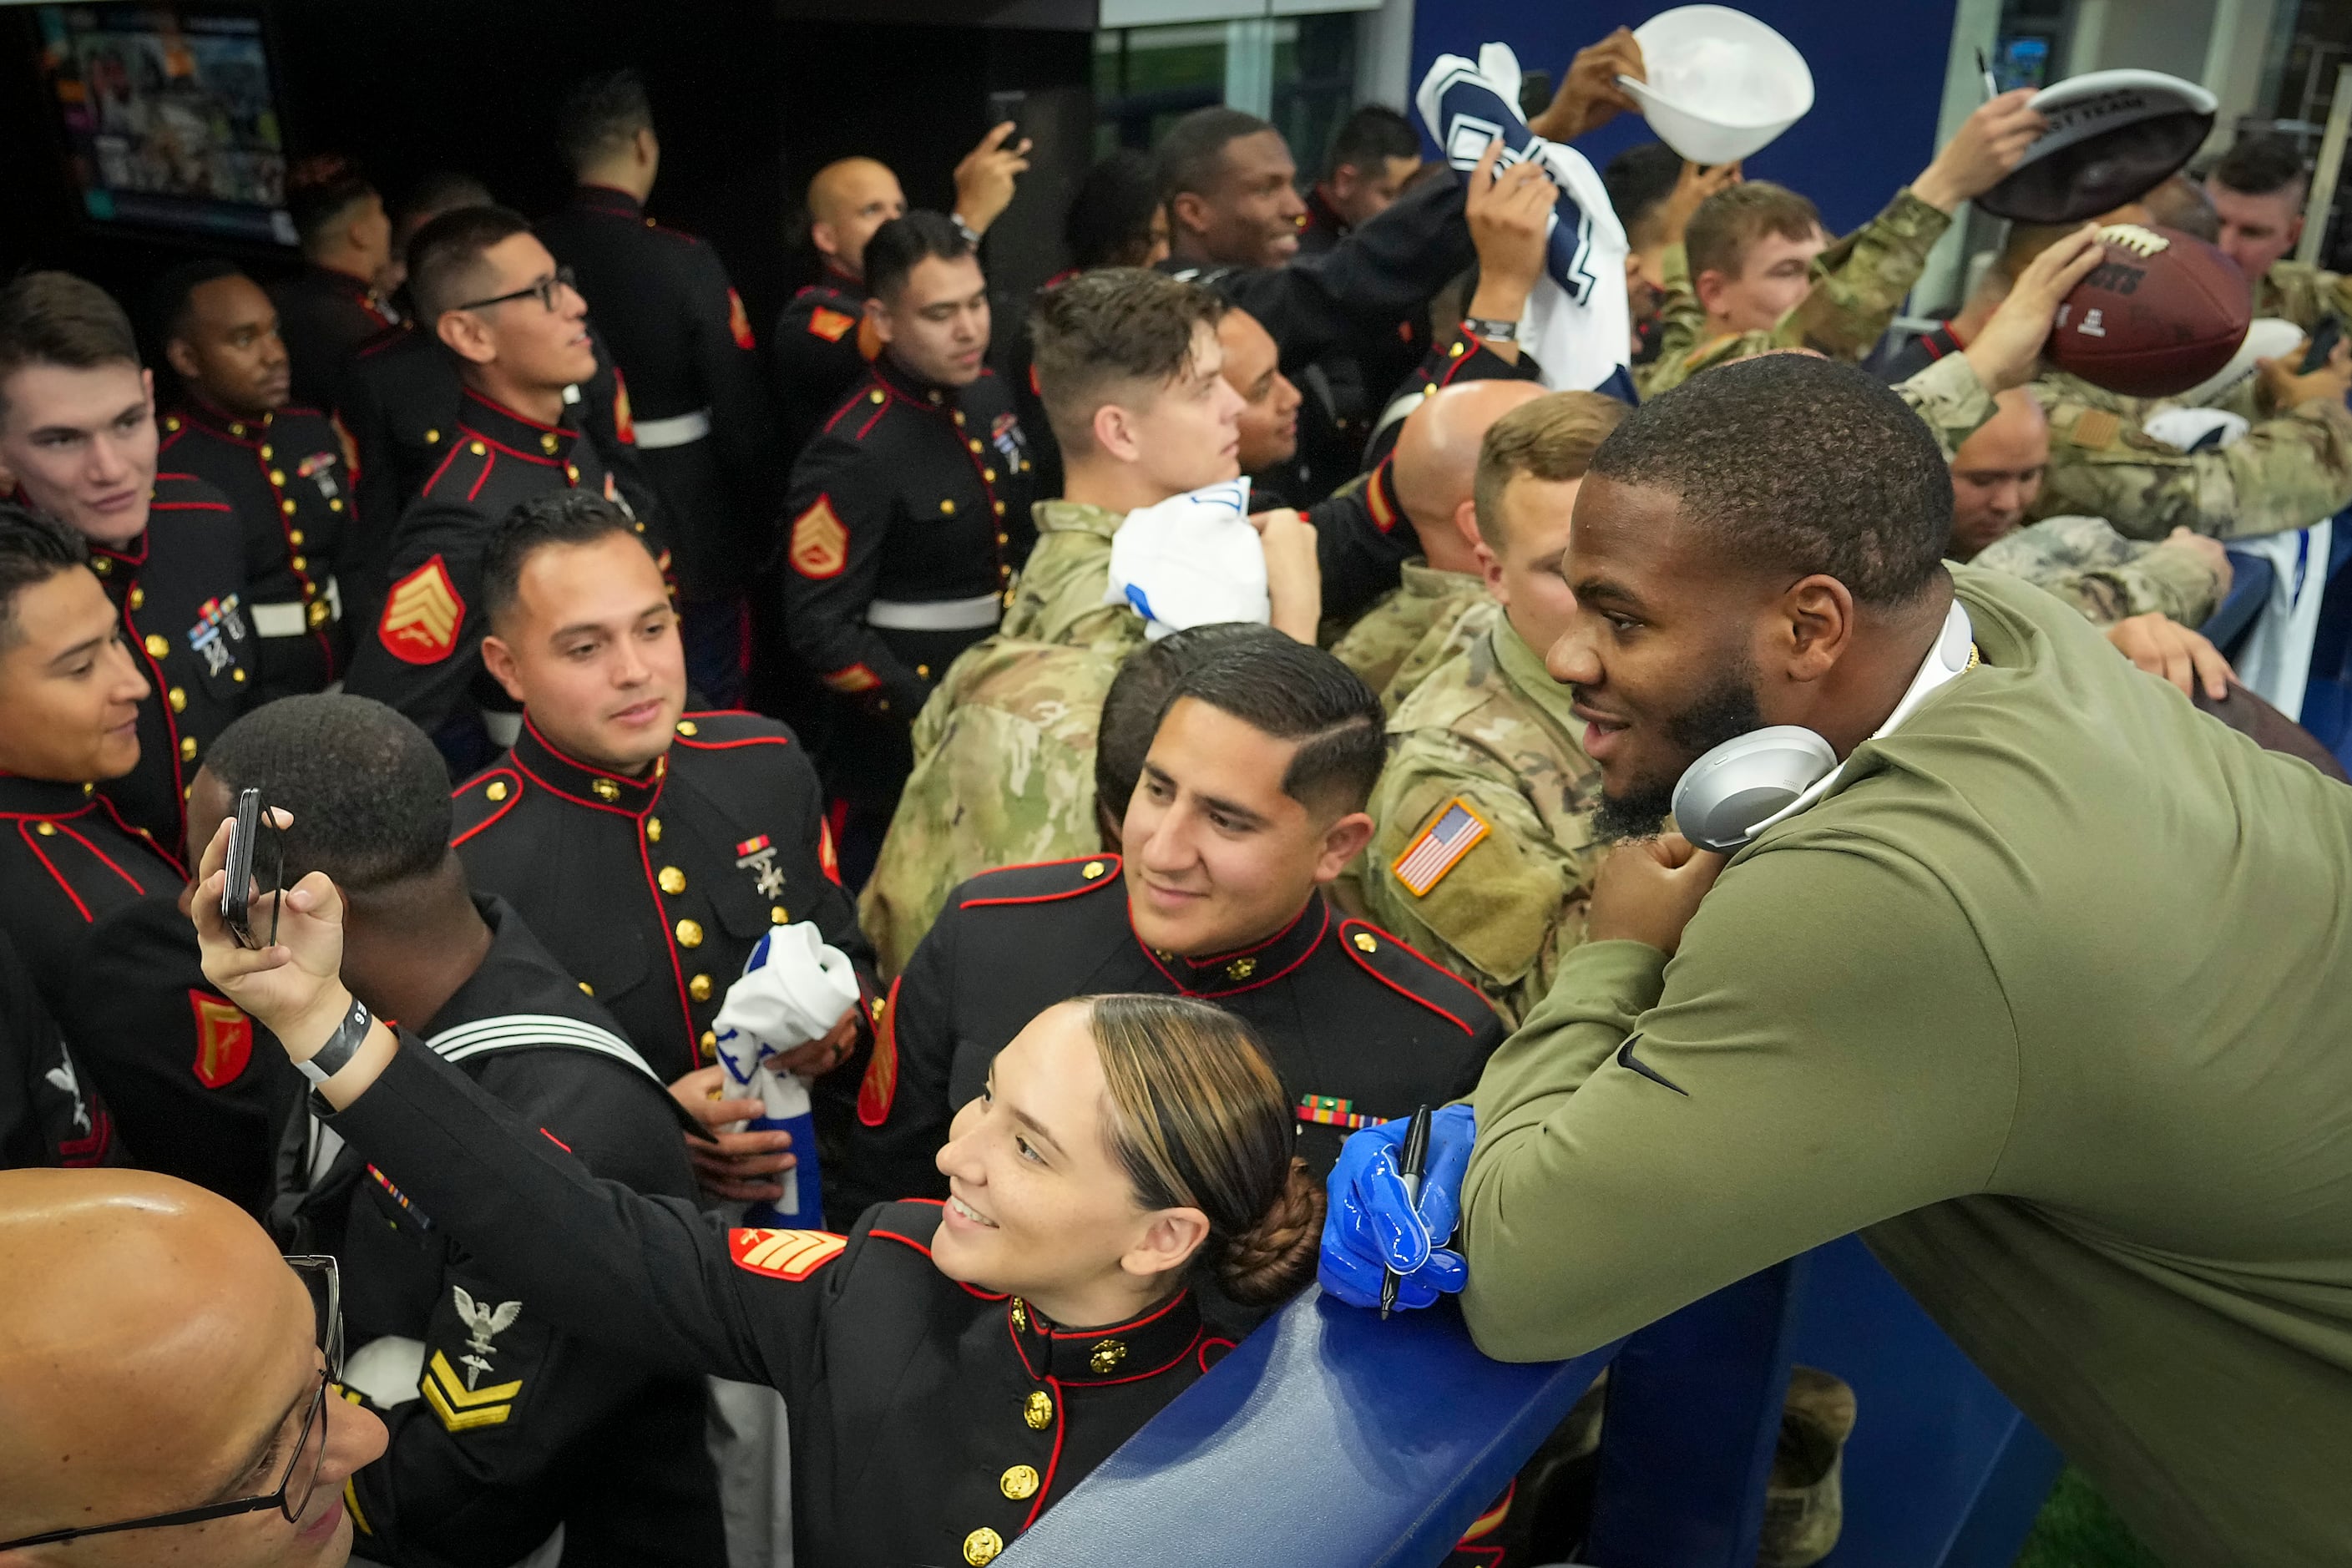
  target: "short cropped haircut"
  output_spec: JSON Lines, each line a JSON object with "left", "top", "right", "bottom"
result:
{"left": 1095, "top": 622, "right": 1262, "bottom": 819}
{"left": 1029, "top": 268, "right": 1224, "bottom": 455}
{"left": 1158, "top": 107, "right": 1277, "bottom": 200}
{"left": 555, "top": 68, "right": 653, "bottom": 172}
{"left": 0, "top": 272, "right": 141, "bottom": 427}
{"left": 1166, "top": 626, "right": 1385, "bottom": 816}
{"left": 1067, "top": 149, "right": 1166, "bottom": 271}
{"left": 146, "top": 256, "right": 248, "bottom": 350}
{"left": 1591, "top": 354, "right": 1950, "bottom": 605}
{"left": 406, "top": 205, "right": 534, "bottom": 323}
{"left": 2144, "top": 173, "right": 2221, "bottom": 243}
{"left": 0, "top": 502, "right": 91, "bottom": 649}
{"left": 865, "top": 211, "right": 974, "bottom": 303}
{"left": 1686, "top": 181, "right": 1822, "bottom": 283}
{"left": 2212, "top": 134, "right": 2307, "bottom": 200}
{"left": 205, "top": 695, "right": 453, "bottom": 895}
{"left": 397, "top": 171, "right": 496, "bottom": 231}
{"left": 1324, "top": 104, "right": 1418, "bottom": 183}
{"left": 1471, "top": 392, "right": 1631, "bottom": 552}
{"left": 1603, "top": 142, "right": 1684, "bottom": 250}
{"left": 285, "top": 154, "right": 378, "bottom": 254}
{"left": 482, "top": 490, "right": 659, "bottom": 630}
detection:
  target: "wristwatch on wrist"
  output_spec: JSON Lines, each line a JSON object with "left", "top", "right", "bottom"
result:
{"left": 949, "top": 212, "right": 983, "bottom": 248}
{"left": 1462, "top": 317, "right": 1520, "bottom": 344}
{"left": 294, "top": 995, "right": 374, "bottom": 1089}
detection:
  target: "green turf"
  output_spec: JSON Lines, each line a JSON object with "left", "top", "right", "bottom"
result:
{"left": 2012, "top": 1466, "right": 2165, "bottom": 1568}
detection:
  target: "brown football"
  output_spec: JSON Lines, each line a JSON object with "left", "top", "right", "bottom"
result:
{"left": 2045, "top": 224, "right": 2253, "bottom": 398}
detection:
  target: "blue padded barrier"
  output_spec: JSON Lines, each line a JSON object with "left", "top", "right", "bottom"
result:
{"left": 2199, "top": 551, "right": 2274, "bottom": 660}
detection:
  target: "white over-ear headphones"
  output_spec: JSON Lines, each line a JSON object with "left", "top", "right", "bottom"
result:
{"left": 1670, "top": 601, "right": 1976, "bottom": 854}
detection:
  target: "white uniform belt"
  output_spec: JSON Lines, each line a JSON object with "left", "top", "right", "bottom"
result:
{"left": 867, "top": 594, "right": 1002, "bottom": 631}
{"left": 635, "top": 407, "right": 713, "bottom": 449}
{"left": 252, "top": 576, "right": 341, "bottom": 638}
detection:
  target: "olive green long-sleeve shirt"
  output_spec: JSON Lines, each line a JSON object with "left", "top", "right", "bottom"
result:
{"left": 1461, "top": 565, "right": 2352, "bottom": 1568}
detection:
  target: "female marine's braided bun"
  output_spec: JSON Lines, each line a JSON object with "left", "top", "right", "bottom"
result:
{"left": 1213, "top": 1156, "right": 1325, "bottom": 1307}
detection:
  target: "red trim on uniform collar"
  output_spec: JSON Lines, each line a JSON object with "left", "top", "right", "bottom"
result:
{"left": 1005, "top": 1288, "right": 1206, "bottom": 1388}
{"left": 512, "top": 712, "right": 665, "bottom": 815}
{"left": 821, "top": 260, "right": 865, "bottom": 291}
{"left": 460, "top": 386, "right": 574, "bottom": 438}
{"left": 1130, "top": 895, "right": 1330, "bottom": 999}
{"left": 89, "top": 530, "right": 149, "bottom": 569}
{"left": 172, "top": 398, "right": 272, "bottom": 444}
{"left": 870, "top": 352, "right": 951, "bottom": 407}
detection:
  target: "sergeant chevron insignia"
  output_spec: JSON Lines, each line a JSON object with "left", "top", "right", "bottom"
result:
{"left": 378, "top": 554, "right": 464, "bottom": 664}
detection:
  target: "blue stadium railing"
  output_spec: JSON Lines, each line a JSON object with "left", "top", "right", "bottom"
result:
{"left": 1001, "top": 1240, "right": 2057, "bottom": 1568}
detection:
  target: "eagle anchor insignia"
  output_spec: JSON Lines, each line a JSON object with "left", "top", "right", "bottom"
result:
{"left": 452, "top": 1286, "right": 522, "bottom": 1389}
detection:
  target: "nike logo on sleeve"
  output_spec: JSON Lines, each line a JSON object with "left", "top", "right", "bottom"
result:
{"left": 1615, "top": 1034, "right": 1687, "bottom": 1096}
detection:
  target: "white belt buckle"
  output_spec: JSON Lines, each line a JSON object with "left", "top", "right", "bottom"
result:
{"left": 864, "top": 593, "right": 1003, "bottom": 631}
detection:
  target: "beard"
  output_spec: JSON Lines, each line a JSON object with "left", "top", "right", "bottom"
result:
{"left": 1591, "top": 660, "right": 1768, "bottom": 844}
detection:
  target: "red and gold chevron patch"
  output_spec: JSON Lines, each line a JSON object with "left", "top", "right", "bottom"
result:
{"left": 807, "top": 306, "right": 857, "bottom": 343}
{"left": 378, "top": 555, "right": 464, "bottom": 665}
{"left": 729, "top": 1227, "right": 847, "bottom": 1281}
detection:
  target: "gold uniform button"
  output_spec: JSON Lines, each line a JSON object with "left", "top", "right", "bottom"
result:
{"left": 928, "top": 389, "right": 943, "bottom": 405}
{"left": 288, "top": 528, "right": 305, "bottom": 546}
{"left": 425, "top": 427, "right": 441, "bottom": 443}
{"left": 968, "top": 438, "right": 984, "bottom": 453}
{"left": 646, "top": 817, "right": 663, "bottom": 842}
{"left": 1449, "top": 341, "right": 1466, "bottom": 357}
{"left": 468, "top": 441, "right": 486, "bottom": 455}
{"left": 565, "top": 464, "right": 580, "bottom": 483}
{"left": 658, "top": 866, "right": 687, "bottom": 894}
{"left": 578, "top": 980, "right": 594, "bottom": 996}
{"left": 915, "top": 663, "right": 930, "bottom": 679}
{"left": 291, "top": 554, "right": 307, "bottom": 571}
{"left": 701, "top": 1029, "right": 718, "bottom": 1060}
{"left": 33, "top": 822, "right": 57, "bottom": 837}
{"left": 1353, "top": 931, "right": 1378, "bottom": 953}
{"left": 144, "top": 633, "right": 170, "bottom": 659}
{"left": 91, "top": 557, "right": 110, "bottom": 575}
{"left": 281, "top": 499, "right": 297, "bottom": 516}
{"left": 1225, "top": 958, "right": 1256, "bottom": 982}
{"left": 999, "top": 1464, "right": 1039, "bottom": 1500}
{"left": 307, "top": 600, "right": 330, "bottom": 626}
{"left": 269, "top": 468, "right": 286, "bottom": 485}
{"left": 770, "top": 905, "right": 789, "bottom": 924}
{"left": 485, "top": 781, "right": 509, "bottom": 802}
{"left": 868, "top": 389, "right": 885, "bottom": 404}
{"left": 127, "top": 586, "right": 142, "bottom": 610}
{"left": 675, "top": 918, "right": 704, "bottom": 948}
{"left": 1024, "top": 1389, "right": 1053, "bottom": 1429}
{"left": 232, "top": 668, "right": 247, "bottom": 684}
{"left": 983, "top": 467, "right": 997, "bottom": 482}
{"left": 168, "top": 685, "right": 186, "bottom": 712}
{"left": 164, "top": 415, "right": 181, "bottom": 432}
{"left": 230, "top": 422, "right": 247, "bottom": 438}
{"left": 675, "top": 719, "right": 698, "bottom": 736}
{"left": 1009, "top": 1297, "right": 1028, "bottom": 1330}
{"left": 330, "top": 498, "right": 345, "bottom": 512}
{"left": 995, "top": 532, "right": 1008, "bottom": 546}
{"left": 541, "top": 432, "right": 559, "bottom": 454}
{"left": 993, "top": 501, "right": 1005, "bottom": 517}
{"left": 1090, "top": 1338, "right": 1127, "bottom": 1373}
{"left": 258, "top": 443, "right": 272, "bottom": 458}
{"left": 591, "top": 778, "right": 620, "bottom": 802}
{"left": 963, "top": 1528, "right": 1003, "bottom": 1565}
{"left": 953, "top": 409, "right": 966, "bottom": 425}
{"left": 1081, "top": 861, "right": 1105, "bottom": 879}
{"left": 180, "top": 736, "right": 198, "bottom": 761}
{"left": 876, "top": 699, "right": 890, "bottom": 713}
{"left": 689, "top": 973, "right": 714, "bottom": 1003}
{"left": 938, "top": 499, "right": 955, "bottom": 516}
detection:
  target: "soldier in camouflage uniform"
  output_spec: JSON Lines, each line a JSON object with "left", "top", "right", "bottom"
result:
{"left": 1360, "top": 393, "right": 1626, "bottom": 1025}
{"left": 2208, "top": 134, "right": 2352, "bottom": 331}
{"left": 1328, "top": 378, "right": 1545, "bottom": 707}
{"left": 857, "top": 624, "right": 1259, "bottom": 975}
{"left": 1639, "top": 90, "right": 2046, "bottom": 397}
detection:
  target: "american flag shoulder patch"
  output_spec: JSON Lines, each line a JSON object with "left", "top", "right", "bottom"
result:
{"left": 1391, "top": 797, "right": 1490, "bottom": 898}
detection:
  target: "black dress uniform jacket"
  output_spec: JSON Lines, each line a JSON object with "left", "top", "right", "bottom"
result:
{"left": 270, "top": 264, "right": 395, "bottom": 413}
{"left": 1290, "top": 186, "right": 1434, "bottom": 498}
{"left": 451, "top": 710, "right": 875, "bottom": 1088}
{"left": 539, "top": 185, "right": 774, "bottom": 599}
{"left": 84, "top": 473, "right": 259, "bottom": 853}
{"left": 1362, "top": 329, "right": 1547, "bottom": 473}
{"left": 326, "top": 1036, "right": 1244, "bottom": 1568}
{"left": 159, "top": 401, "right": 352, "bottom": 697}
{"left": 345, "top": 391, "right": 654, "bottom": 757}
{"left": 839, "top": 854, "right": 1504, "bottom": 1216}
{"left": 53, "top": 893, "right": 295, "bottom": 1216}
{"left": 0, "top": 774, "right": 183, "bottom": 1168}
{"left": 0, "top": 930, "right": 115, "bottom": 1170}
{"left": 284, "top": 897, "right": 725, "bottom": 1568}
{"left": 781, "top": 355, "right": 1037, "bottom": 720}
{"left": 770, "top": 268, "right": 872, "bottom": 466}
{"left": 341, "top": 325, "right": 655, "bottom": 632}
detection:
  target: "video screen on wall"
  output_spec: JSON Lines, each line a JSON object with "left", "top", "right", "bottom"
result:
{"left": 35, "top": 4, "right": 296, "bottom": 245}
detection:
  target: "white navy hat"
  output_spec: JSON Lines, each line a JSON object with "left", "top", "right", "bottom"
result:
{"left": 1979, "top": 69, "right": 2217, "bottom": 223}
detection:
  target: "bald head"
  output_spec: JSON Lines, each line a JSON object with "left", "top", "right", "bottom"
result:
{"left": 1393, "top": 379, "right": 1550, "bottom": 574}
{"left": 807, "top": 157, "right": 907, "bottom": 283}
{"left": 0, "top": 1169, "right": 383, "bottom": 1565}
{"left": 1949, "top": 387, "right": 2049, "bottom": 559}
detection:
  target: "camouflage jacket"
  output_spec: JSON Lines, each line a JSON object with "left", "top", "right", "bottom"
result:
{"left": 995, "top": 500, "right": 1142, "bottom": 658}
{"left": 2032, "top": 370, "right": 2352, "bottom": 540}
{"left": 858, "top": 638, "right": 1120, "bottom": 978}
{"left": 1894, "top": 352, "right": 1999, "bottom": 459}
{"left": 1360, "top": 615, "right": 1603, "bottom": 1028}
{"left": 2255, "top": 261, "right": 2352, "bottom": 332}
{"left": 1329, "top": 562, "right": 1493, "bottom": 712}
{"left": 1971, "top": 514, "right": 2227, "bottom": 627}
{"left": 1638, "top": 189, "right": 1952, "bottom": 398}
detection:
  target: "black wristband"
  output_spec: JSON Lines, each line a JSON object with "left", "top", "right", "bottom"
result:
{"left": 1462, "top": 316, "right": 1520, "bottom": 344}
{"left": 294, "top": 995, "right": 373, "bottom": 1089}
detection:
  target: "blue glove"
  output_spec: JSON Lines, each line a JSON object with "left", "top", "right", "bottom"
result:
{"left": 1318, "top": 1105, "right": 1475, "bottom": 1311}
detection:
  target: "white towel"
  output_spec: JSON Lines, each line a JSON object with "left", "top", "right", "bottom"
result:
{"left": 1104, "top": 478, "right": 1269, "bottom": 640}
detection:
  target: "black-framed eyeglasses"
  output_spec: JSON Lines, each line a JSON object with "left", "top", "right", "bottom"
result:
{"left": 0, "top": 1256, "right": 346, "bottom": 1552}
{"left": 452, "top": 264, "right": 578, "bottom": 314}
